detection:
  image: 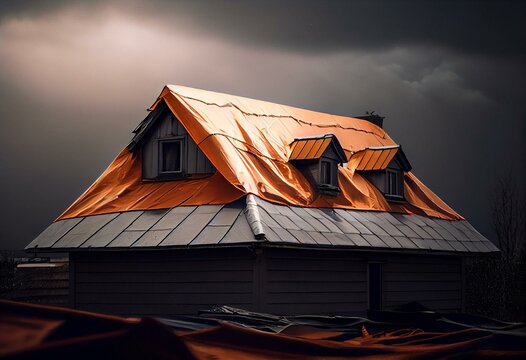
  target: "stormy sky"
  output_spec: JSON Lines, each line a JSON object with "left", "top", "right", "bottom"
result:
{"left": 0, "top": 0, "right": 524, "bottom": 250}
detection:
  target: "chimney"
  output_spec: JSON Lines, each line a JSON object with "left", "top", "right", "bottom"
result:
{"left": 353, "top": 111, "right": 385, "bottom": 128}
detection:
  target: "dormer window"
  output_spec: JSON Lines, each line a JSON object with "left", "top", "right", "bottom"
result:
{"left": 349, "top": 145, "right": 412, "bottom": 201}
{"left": 386, "top": 169, "right": 404, "bottom": 199}
{"left": 289, "top": 134, "right": 347, "bottom": 196}
{"left": 127, "top": 101, "right": 215, "bottom": 181}
{"left": 321, "top": 160, "right": 332, "bottom": 185}
{"left": 159, "top": 137, "right": 185, "bottom": 177}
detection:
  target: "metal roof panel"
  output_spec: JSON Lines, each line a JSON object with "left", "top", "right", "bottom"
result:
{"left": 28, "top": 195, "right": 496, "bottom": 254}
{"left": 289, "top": 229, "right": 318, "bottom": 245}
{"left": 271, "top": 227, "right": 299, "bottom": 243}
{"left": 127, "top": 209, "right": 169, "bottom": 231}
{"left": 408, "top": 237, "right": 429, "bottom": 250}
{"left": 393, "top": 236, "right": 418, "bottom": 249}
{"left": 307, "top": 231, "right": 332, "bottom": 245}
{"left": 379, "top": 235, "right": 402, "bottom": 248}
{"left": 81, "top": 211, "right": 143, "bottom": 248}
{"left": 209, "top": 207, "right": 242, "bottom": 226}
{"left": 346, "top": 233, "right": 371, "bottom": 247}
{"left": 132, "top": 229, "right": 172, "bottom": 247}
{"left": 362, "top": 234, "right": 388, "bottom": 248}
{"left": 26, "top": 217, "right": 83, "bottom": 249}
{"left": 160, "top": 205, "right": 223, "bottom": 246}
{"left": 107, "top": 230, "right": 145, "bottom": 247}
{"left": 290, "top": 207, "right": 331, "bottom": 233}
{"left": 221, "top": 213, "right": 256, "bottom": 243}
{"left": 53, "top": 213, "right": 118, "bottom": 248}
{"left": 151, "top": 206, "right": 196, "bottom": 230}
{"left": 190, "top": 226, "right": 230, "bottom": 245}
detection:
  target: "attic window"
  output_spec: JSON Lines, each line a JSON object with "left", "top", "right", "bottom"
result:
{"left": 321, "top": 161, "right": 332, "bottom": 185}
{"left": 386, "top": 169, "right": 404, "bottom": 199}
{"left": 349, "top": 145, "right": 412, "bottom": 202}
{"left": 289, "top": 134, "right": 347, "bottom": 197}
{"left": 159, "top": 138, "right": 185, "bottom": 177}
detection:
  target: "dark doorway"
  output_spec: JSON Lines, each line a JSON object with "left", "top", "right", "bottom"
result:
{"left": 368, "top": 263, "right": 383, "bottom": 310}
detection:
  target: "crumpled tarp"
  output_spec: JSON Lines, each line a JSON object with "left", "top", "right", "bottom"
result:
{"left": 2, "top": 300, "right": 525, "bottom": 359}
{"left": 58, "top": 85, "right": 461, "bottom": 220}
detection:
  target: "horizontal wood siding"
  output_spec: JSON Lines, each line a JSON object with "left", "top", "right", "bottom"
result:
{"left": 382, "top": 255, "right": 462, "bottom": 312}
{"left": 72, "top": 248, "right": 255, "bottom": 317}
{"left": 70, "top": 248, "right": 464, "bottom": 317}
{"left": 262, "top": 249, "right": 368, "bottom": 316}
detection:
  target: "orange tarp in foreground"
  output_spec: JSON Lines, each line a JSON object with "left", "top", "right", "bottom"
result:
{"left": 59, "top": 86, "right": 461, "bottom": 220}
{"left": 2, "top": 300, "right": 525, "bottom": 359}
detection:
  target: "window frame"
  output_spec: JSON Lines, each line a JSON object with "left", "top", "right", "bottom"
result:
{"left": 385, "top": 168, "right": 404, "bottom": 200}
{"left": 320, "top": 160, "right": 332, "bottom": 186}
{"left": 158, "top": 136, "right": 186, "bottom": 178}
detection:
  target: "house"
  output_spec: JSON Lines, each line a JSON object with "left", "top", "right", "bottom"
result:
{"left": 26, "top": 85, "right": 498, "bottom": 317}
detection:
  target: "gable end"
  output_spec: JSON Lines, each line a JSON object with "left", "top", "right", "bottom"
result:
{"left": 129, "top": 101, "right": 215, "bottom": 180}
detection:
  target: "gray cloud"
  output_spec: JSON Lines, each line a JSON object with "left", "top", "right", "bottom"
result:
{"left": 2, "top": 1, "right": 525, "bottom": 57}
{"left": 0, "top": 0, "right": 524, "bottom": 250}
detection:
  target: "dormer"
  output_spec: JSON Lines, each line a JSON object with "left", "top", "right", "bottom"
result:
{"left": 289, "top": 134, "right": 347, "bottom": 196}
{"left": 127, "top": 101, "right": 215, "bottom": 180}
{"left": 348, "top": 145, "right": 412, "bottom": 201}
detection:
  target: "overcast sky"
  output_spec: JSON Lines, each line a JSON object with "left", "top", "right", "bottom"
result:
{"left": 0, "top": 0, "right": 524, "bottom": 250}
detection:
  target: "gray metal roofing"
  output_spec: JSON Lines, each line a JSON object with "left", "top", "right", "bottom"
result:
{"left": 26, "top": 195, "right": 498, "bottom": 253}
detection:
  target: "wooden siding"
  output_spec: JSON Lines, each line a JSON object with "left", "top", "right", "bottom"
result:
{"left": 382, "top": 255, "right": 462, "bottom": 312}
{"left": 70, "top": 247, "right": 463, "bottom": 317}
{"left": 262, "top": 248, "right": 368, "bottom": 316}
{"left": 72, "top": 248, "right": 255, "bottom": 317}
{"left": 142, "top": 104, "right": 215, "bottom": 179}
{"left": 362, "top": 170, "right": 386, "bottom": 193}
{"left": 320, "top": 145, "right": 341, "bottom": 162}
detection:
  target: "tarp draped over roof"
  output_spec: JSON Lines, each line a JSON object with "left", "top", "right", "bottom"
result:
{"left": 289, "top": 134, "right": 347, "bottom": 162}
{"left": 58, "top": 85, "right": 461, "bottom": 221}
{"left": 348, "top": 146, "right": 400, "bottom": 172}
{"left": 2, "top": 300, "right": 525, "bottom": 359}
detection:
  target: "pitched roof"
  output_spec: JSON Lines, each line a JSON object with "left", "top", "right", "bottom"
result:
{"left": 348, "top": 145, "right": 412, "bottom": 172}
{"left": 289, "top": 134, "right": 347, "bottom": 163}
{"left": 55, "top": 85, "right": 463, "bottom": 222}
{"left": 26, "top": 195, "right": 497, "bottom": 253}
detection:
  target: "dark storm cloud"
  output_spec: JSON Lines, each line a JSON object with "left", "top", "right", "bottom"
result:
{"left": 2, "top": 0, "right": 525, "bottom": 57}
{"left": 0, "top": 0, "right": 524, "bottom": 250}
{"left": 160, "top": 0, "right": 526, "bottom": 57}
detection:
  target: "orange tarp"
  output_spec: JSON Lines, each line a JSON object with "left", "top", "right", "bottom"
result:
{"left": 2, "top": 300, "right": 525, "bottom": 359}
{"left": 290, "top": 136, "right": 334, "bottom": 160}
{"left": 348, "top": 146, "right": 400, "bottom": 172}
{"left": 58, "top": 86, "right": 462, "bottom": 221}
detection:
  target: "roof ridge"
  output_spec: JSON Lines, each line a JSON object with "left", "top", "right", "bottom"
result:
{"left": 169, "top": 89, "right": 388, "bottom": 139}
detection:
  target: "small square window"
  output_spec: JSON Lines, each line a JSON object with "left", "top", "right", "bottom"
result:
{"left": 159, "top": 139, "right": 184, "bottom": 174}
{"left": 321, "top": 160, "right": 331, "bottom": 185}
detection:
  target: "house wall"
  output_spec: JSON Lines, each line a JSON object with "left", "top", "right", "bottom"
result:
{"left": 70, "top": 247, "right": 463, "bottom": 317}
{"left": 71, "top": 248, "right": 256, "bottom": 317}
{"left": 142, "top": 104, "right": 215, "bottom": 179}
{"left": 262, "top": 248, "right": 368, "bottom": 315}
{"left": 382, "top": 255, "right": 463, "bottom": 312}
